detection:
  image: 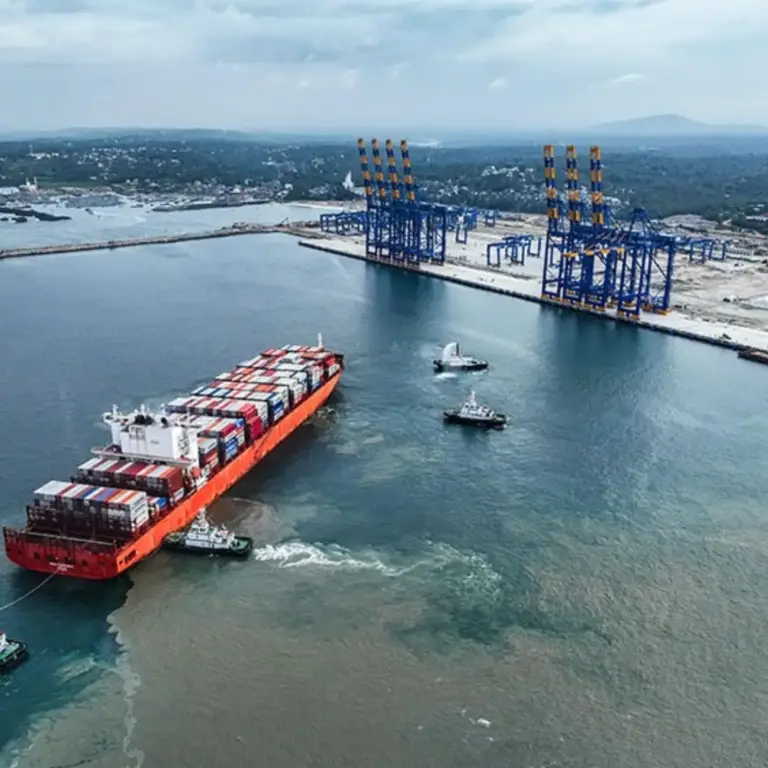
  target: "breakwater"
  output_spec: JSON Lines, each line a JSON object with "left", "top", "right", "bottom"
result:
{"left": 0, "top": 205, "right": 71, "bottom": 223}
{"left": 0, "top": 222, "right": 321, "bottom": 261}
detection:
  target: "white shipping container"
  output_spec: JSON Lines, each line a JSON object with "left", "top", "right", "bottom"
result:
{"left": 275, "top": 377, "right": 306, "bottom": 398}
{"left": 250, "top": 401, "right": 269, "bottom": 424}
{"left": 268, "top": 384, "right": 290, "bottom": 403}
{"left": 34, "top": 480, "right": 71, "bottom": 498}
{"left": 63, "top": 483, "right": 88, "bottom": 500}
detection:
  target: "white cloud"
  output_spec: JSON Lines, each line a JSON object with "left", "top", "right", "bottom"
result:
{"left": 0, "top": 0, "right": 766, "bottom": 130}
{"left": 340, "top": 68, "right": 359, "bottom": 88}
{"left": 464, "top": 0, "right": 768, "bottom": 65}
{"left": 610, "top": 73, "right": 644, "bottom": 85}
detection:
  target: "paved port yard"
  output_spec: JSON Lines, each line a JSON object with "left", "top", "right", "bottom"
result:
{"left": 294, "top": 215, "right": 768, "bottom": 353}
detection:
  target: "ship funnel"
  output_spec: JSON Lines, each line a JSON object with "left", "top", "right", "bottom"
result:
{"left": 317, "top": 332, "right": 324, "bottom": 349}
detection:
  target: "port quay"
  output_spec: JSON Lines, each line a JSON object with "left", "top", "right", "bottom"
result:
{"left": 3, "top": 138, "right": 768, "bottom": 362}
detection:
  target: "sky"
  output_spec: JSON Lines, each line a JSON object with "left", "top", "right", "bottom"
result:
{"left": 0, "top": 0, "right": 766, "bottom": 132}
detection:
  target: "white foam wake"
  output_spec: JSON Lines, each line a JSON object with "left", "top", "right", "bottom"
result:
{"left": 251, "top": 541, "right": 407, "bottom": 575}
{"left": 251, "top": 539, "right": 497, "bottom": 582}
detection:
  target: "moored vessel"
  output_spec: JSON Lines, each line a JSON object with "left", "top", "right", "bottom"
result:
{"left": 163, "top": 511, "right": 252, "bottom": 558}
{"left": 0, "top": 631, "right": 28, "bottom": 672}
{"left": 433, "top": 342, "right": 488, "bottom": 372}
{"left": 3, "top": 335, "right": 343, "bottom": 580}
{"left": 443, "top": 390, "right": 506, "bottom": 429}
{"left": 737, "top": 347, "right": 768, "bottom": 366}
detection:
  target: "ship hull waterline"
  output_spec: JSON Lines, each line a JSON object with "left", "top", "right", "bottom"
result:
{"left": 3, "top": 372, "right": 341, "bottom": 581}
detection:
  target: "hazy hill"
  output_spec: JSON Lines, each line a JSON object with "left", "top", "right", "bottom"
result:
{"left": 591, "top": 114, "right": 768, "bottom": 136}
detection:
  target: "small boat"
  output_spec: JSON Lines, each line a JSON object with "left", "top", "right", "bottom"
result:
{"left": 433, "top": 342, "right": 488, "bottom": 372}
{"left": 737, "top": 347, "right": 768, "bottom": 366}
{"left": 443, "top": 390, "right": 506, "bottom": 429}
{"left": 162, "top": 511, "right": 253, "bottom": 558}
{"left": 0, "top": 630, "right": 28, "bottom": 672}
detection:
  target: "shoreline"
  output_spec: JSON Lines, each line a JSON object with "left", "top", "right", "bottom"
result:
{"left": 298, "top": 238, "right": 768, "bottom": 355}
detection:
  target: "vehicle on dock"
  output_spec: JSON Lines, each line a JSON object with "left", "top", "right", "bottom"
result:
{"left": 433, "top": 342, "right": 488, "bottom": 373}
{"left": 0, "top": 631, "right": 28, "bottom": 672}
{"left": 162, "top": 512, "right": 252, "bottom": 558}
{"left": 443, "top": 391, "right": 506, "bottom": 429}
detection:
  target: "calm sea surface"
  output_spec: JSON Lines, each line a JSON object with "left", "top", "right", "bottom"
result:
{"left": 1, "top": 204, "right": 768, "bottom": 767}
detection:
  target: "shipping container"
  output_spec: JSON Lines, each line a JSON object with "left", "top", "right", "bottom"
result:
{"left": 182, "top": 414, "right": 242, "bottom": 442}
{"left": 236, "top": 355, "right": 275, "bottom": 369}
{"left": 74, "top": 459, "right": 184, "bottom": 500}
{"left": 33, "top": 481, "right": 148, "bottom": 518}
{"left": 168, "top": 396, "right": 257, "bottom": 422}
{"left": 276, "top": 376, "right": 307, "bottom": 401}
{"left": 146, "top": 495, "right": 169, "bottom": 520}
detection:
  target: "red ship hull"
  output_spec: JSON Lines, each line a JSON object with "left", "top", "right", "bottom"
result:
{"left": 3, "top": 372, "right": 341, "bottom": 580}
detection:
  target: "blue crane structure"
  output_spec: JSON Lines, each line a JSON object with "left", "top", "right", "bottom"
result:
{"left": 355, "top": 138, "right": 448, "bottom": 264}
{"left": 680, "top": 236, "right": 728, "bottom": 262}
{"left": 320, "top": 139, "right": 497, "bottom": 254}
{"left": 540, "top": 144, "right": 682, "bottom": 317}
{"left": 319, "top": 211, "right": 366, "bottom": 235}
{"left": 486, "top": 235, "right": 542, "bottom": 267}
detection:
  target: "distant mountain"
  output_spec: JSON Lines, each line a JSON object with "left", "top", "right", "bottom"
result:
{"left": 591, "top": 114, "right": 768, "bottom": 136}
{"left": 0, "top": 127, "right": 354, "bottom": 144}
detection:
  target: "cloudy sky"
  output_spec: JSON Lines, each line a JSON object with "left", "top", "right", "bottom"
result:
{"left": 0, "top": 0, "right": 765, "bottom": 132}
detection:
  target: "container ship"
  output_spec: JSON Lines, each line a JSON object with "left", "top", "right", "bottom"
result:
{"left": 3, "top": 337, "right": 343, "bottom": 581}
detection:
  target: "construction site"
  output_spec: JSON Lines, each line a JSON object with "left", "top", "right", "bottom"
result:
{"left": 298, "top": 138, "right": 768, "bottom": 352}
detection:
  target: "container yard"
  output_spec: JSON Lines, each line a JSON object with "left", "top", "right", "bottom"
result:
{"left": 3, "top": 339, "right": 344, "bottom": 580}
{"left": 299, "top": 137, "right": 768, "bottom": 354}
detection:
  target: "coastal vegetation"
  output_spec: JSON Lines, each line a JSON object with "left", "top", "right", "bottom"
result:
{"left": 1, "top": 133, "right": 768, "bottom": 221}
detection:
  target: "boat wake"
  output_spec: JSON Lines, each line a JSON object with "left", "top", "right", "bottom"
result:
{"left": 251, "top": 541, "right": 406, "bottom": 574}
{"left": 250, "top": 539, "right": 497, "bottom": 581}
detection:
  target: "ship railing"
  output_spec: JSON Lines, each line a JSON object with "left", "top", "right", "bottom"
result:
{"left": 3, "top": 526, "right": 122, "bottom": 553}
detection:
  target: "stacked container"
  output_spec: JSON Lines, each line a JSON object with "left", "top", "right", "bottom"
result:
{"left": 181, "top": 414, "right": 246, "bottom": 448}
{"left": 30, "top": 481, "right": 150, "bottom": 540}
{"left": 73, "top": 458, "right": 185, "bottom": 506}
{"left": 146, "top": 495, "right": 169, "bottom": 519}
{"left": 197, "top": 436, "right": 219, "bottom": 471}
{"left": 166, "top": 397, "right": 264, "bottom": 444}
{"left": 198, "top": 381, "right": 286, "bottom": 425}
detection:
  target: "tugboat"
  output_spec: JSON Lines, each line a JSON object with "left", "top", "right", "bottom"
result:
{"left": 433, "top": 342, "right": 488, "bottom": 372}
{"left": 443, "top": 390, "right": 507, "bottom": 429}
{"left": 0, "top": 630, "right": 28, "bottom": 672}
{"left": 162, "top": 511, "right": 253, "bottom": 558}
